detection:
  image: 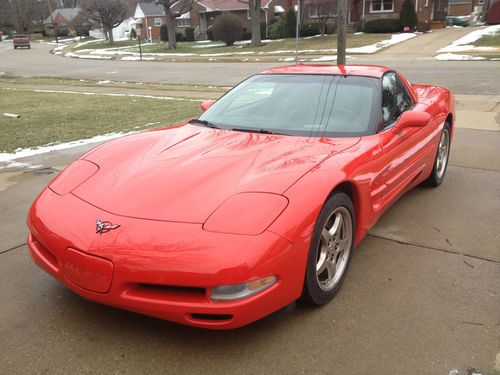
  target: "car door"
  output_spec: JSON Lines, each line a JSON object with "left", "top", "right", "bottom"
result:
{"left": 377, "top": 72, "right": 434, "bottom": 205}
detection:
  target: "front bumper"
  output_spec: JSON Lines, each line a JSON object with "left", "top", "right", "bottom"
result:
{"left": 27, "top": 189, "right": 307, "bottom": 329}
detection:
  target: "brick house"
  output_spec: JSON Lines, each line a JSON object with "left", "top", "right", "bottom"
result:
{"left": 302, "top": 0, "right": 448, "bottom": 30}
{"left": 43, "top": 7, "right": 90, "bottom": 35}
{"left": 134, "top": 0, "right": 294, "bottom": 41}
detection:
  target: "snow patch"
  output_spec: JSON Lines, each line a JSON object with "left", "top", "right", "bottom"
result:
{"left": 434, "top": 53, "right": 486, "bottom": 61}
{"left": 310, "top": 55, "right": 338, "bottom": 62}
{"left": 438, "top": 24, "right": 500, "bottom": 53}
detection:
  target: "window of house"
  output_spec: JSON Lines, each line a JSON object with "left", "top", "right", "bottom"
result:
{"left": 478, "top": 0, "right": 485, "bottom": 4}
{"left": 370, "top": 0, "right": 394, "bottom": 12}
{"left": 309, "top": 4, "right": 319, "bottom": 18}
{"left": 154, "top": 18, "right": 162, "bottom": 27}
{"left": 177, "top": 18, "right": 191, "bottom": 27}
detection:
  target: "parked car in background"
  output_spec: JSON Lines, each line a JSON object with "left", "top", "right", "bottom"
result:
{"left": 446, "top": 16, "right": 470, "bottom": 27}
{"left": 13, "top": 35, "right": 30, "bottom": 49}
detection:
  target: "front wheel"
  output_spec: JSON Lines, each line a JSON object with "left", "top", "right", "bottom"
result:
{"left": 424, "top": 123, "right": 451, "bottom": 187}
{"left": 301, "top": 192, "right": 355, "bottom": 305}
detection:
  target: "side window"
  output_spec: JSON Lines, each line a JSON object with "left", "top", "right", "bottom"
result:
{"left": 381, "top": 72, "right": 413, "bottom": 127}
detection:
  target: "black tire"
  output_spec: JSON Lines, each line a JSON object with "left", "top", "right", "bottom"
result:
{"left": 301, "top": 192, "right": 355, "bottom": 305}
{"left": 424, "top": 123, "right": 451, "bottom": 187}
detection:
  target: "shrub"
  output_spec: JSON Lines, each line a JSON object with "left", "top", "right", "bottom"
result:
{"left": 269, "top": 18, "right": 284, "bottom": 39}
{"left": 130, "top": 28, "right": 137, "bottom": 39}
{"left": 212, "top": 13, "right": 243, "bottom": 46}
{"left": 363, "top": 18, "right": 402, "bottom": 33}
{"left": 176, "top": 32, "right": 185, "bottom": 42}
{"left": 400, "top": 0, "right": 418, "bottom": 29}
{"left": 160, "top": 24, "right": 168, "bottom": 42}
{"left": 185, "top": 27, "right": 194, "bottom": 41}
{"left": 283, "top": 8, "right": 296, "bottom": 38}
{"left": 300, "top": 23, "right": 321, "bottom": 37}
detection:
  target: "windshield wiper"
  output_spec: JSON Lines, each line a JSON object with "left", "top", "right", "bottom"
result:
{"left": 189, "top": 119, "right": 220, "bottom": 129}
{"left": 231, "top": 127, "right": 287, "bottom": 135}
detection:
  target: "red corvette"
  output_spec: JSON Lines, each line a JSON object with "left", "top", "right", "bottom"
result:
{"left": 27, "top": 65, "right": 454, "bottom": 329}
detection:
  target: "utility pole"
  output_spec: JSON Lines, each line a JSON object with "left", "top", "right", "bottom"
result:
{"left": 295, "top": 0, "right": 301, "bottom": 64}
{"left": 47, "top": 0, "right": 58, "bottom": 43}
{"left": 337, "top": 0, "right": 347, "bottom": 65}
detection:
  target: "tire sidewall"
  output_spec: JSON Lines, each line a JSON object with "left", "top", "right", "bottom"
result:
{"left": 431, "top": 123, "right": 451, "bottom": 186}
{"left": 302, "top": 192, "right": 356, "bottom": 305}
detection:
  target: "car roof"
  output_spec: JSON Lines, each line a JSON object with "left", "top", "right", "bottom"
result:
{"left": 261, "top": 64, "right": 391, "bottom": 79}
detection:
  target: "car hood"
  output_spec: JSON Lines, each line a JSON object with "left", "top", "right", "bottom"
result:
{"left": 73, "top": 124, "right": 359, "bottom": 222}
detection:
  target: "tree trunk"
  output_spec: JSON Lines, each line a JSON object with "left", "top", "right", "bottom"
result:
{"left": 250, "top": 0, "right": 261, "bottom": 47}
{"left": 108, "top": 27, "right": 114, "bottom": 44}
{"left": 166, "top": 12, "right": 177, "bottom": 49}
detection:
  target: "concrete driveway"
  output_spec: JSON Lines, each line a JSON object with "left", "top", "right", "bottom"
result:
{"left": 1, "top": 124, "right": 499, "bottom": 374}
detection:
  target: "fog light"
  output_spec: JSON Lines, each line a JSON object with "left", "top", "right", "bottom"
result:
{"left": 210, "top": 276, "right": 277, "bottom": 302}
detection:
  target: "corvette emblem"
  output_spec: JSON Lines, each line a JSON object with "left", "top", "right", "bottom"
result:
{"left": 96, "top": 219, "right": 120, "bottom": 235}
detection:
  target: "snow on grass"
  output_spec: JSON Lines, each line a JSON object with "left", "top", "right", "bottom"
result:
{"left": 438, "top": 24, "right": 500, "bottom": 53}
{"left": 310, "top": 56, "right": 338, "bottom": 62}
{"left": 65, "top": 33, "right": 417, "bottom": 60}
{"left": 434, "top": 53, "right": 486, "bottom": 61}
{"left": 0, "top": 120, "right": 167, "bottom": 163}
{"left": 0, "top": 131, "right": 136, "bottom": 163}
{"left": 347, "top": 33, "right": 417, "bottom": 53}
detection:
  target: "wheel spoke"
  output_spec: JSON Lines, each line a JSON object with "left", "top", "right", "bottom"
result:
{"left": 326, "top": 258, "right": 336, "bottom": 281}
{"left": 316, "top": 250, "right": 328, "bottom": 273}
{"left": 328, "top": 212, "right": 342, "bottom": 237}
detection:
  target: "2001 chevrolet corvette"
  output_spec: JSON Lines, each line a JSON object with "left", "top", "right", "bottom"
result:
{"left": 27, "top": 65, "right": 454, "bottom": 329}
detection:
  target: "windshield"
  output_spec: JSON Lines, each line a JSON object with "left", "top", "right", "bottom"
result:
{"left": 198, "top": 74, "right": 381, "bottom": 137}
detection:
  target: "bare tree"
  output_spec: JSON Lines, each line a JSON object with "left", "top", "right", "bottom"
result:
{"left": 238, "top": 0, "right": 261, "bottom": 47}
{"left": 82, "top": 0, "right": 128, "bottom": 43}
{"left": 10, "top": 0, "right": 34, "bottom": 33}
{"left": 155, "top": 0, "right": 197, "bottom": 49}
{"left": 309, "top": 0, "right": 336, "bottom": 36}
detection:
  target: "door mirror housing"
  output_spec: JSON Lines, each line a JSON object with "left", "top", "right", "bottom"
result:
{"left": 393, "top": 111, "right": 431, "bottom": 133}
{"left": 201, "top": 99, "right": 216, "bottom": 112}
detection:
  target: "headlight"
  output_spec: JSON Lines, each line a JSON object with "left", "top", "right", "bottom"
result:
{"left": 203, "top": 192, "right": 288, "bottom": 235}
{"left": 210, "top": 276, "right": 277, "bottom": 301}
{"left": 49, "top": 160, "right": 99, "bottom": 196}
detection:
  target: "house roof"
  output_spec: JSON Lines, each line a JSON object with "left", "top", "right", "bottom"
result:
{"left": 197, "top": 0, "right": 274, "bottom": 12}
{"left": 44, "top": 7, "right": 82, "bottom": 25}
{"left": 137, "top": 2, "right": 166, "bottom": 17}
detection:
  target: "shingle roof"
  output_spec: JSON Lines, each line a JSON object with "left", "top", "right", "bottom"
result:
{"left": 138, "top": 2, "right": 166, "bottom": 16}
{"left": 44, "top": 7, "right": 82, "bottom": 25}
{"left": 198, "top": 0, "right": 274, "bottom": 11}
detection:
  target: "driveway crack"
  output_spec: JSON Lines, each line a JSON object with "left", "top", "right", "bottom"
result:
{"left": 0, "top": 243, "right": 26, "bottom": 255}
{"left": 367, "top": 233, "right": 499, "bottom": 264}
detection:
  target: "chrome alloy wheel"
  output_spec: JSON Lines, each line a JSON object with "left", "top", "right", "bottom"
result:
{"left": 316, "top": 207, "right": 353, "bottom": 292}
{"left": 436, "top": 128, "right": 450, "bottom": 179}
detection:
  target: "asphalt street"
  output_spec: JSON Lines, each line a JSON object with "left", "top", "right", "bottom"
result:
{"left": 0, "top": 27, "right": 499, "bottom": 94}
{"left": 0, "top": 28, "right": 499, "bottom": 374}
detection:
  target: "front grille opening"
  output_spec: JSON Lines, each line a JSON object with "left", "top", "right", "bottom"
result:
{"left": 190, "top": 313, "right": 233, "bottom": 321}
{"left": 123, "top": 283, "right": 207, "bottom": 303}
{"left": 138, "top": 284, "right": 205, "bottom": 296}
{"left": 31, "top": 235, "right": 59, "bottom": 270}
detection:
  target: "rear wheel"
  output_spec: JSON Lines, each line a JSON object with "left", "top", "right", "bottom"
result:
{"left": 301, "top": 192, "right": 355, "bottom": 305}
{"left": 425, "top": 123, "right": 451, "bottom": 187}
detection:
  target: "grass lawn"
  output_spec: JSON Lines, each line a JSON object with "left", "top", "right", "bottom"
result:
{"left": 0, "top": 89, "right": 201, "bottom": 153}
{"left": 74, "top": 39, "right": 138, "bottom": 50}
{"left": 473, "top": 32, "right": 500, "bottom": 47}
{"left": 0, "top": 76, "right": 230, "bottom": 93}
{"left": 77, "top": 34, "right": 391, "bottom": 56}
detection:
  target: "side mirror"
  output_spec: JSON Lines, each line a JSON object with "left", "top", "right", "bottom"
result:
{"left": 393, "top": 111, "right": 431, "bottom": 132}
{"left": 201, "top": 99, "right": 216, "bottom": 112}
